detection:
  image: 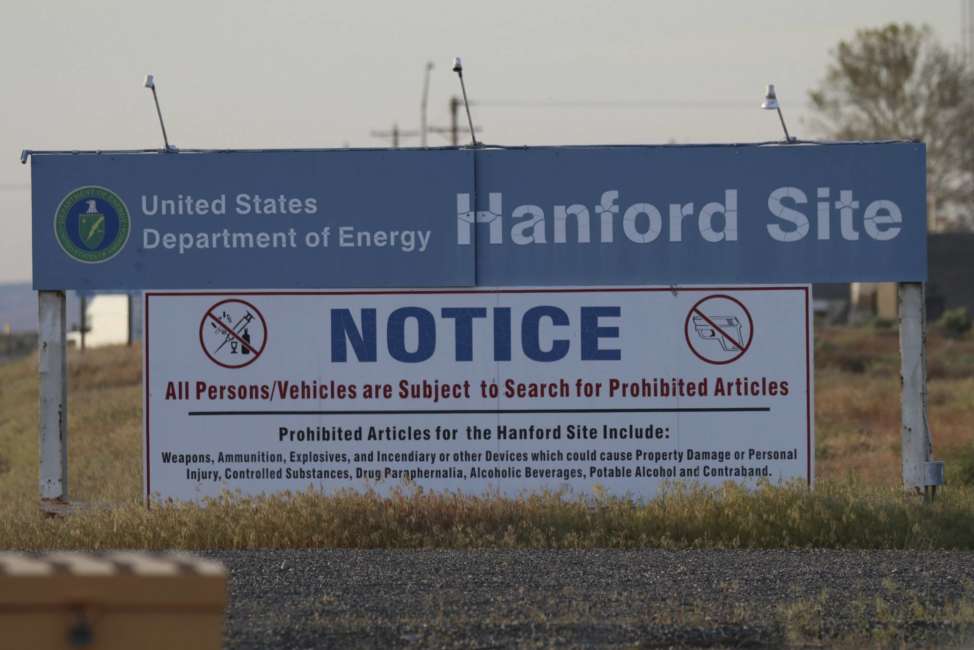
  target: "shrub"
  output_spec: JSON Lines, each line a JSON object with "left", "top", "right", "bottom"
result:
{"left": 947, "top": 444, "right": 974, "bottom": 487}
{"left": 938, "top": 308, "right": 972, "bottom": 340}
{"left": 870, "top": 317, "right": 896, "bottom": 331}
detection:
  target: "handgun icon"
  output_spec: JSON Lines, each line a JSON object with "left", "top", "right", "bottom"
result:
{"left": 692, "top": 315, "right": 744, "bottom": 351}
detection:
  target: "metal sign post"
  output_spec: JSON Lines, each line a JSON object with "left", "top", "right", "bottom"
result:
{"left": 38, "top": 290, "right": 68, "bottom": 509}
{"left": 898, "top": 282, "right": 944, "bottom": 497}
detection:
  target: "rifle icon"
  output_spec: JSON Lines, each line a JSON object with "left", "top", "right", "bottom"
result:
{"left": 692, "top": 315, "right": 744, "bottom": 351}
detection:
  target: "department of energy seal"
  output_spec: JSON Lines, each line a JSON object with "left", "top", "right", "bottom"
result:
{"left": 54, "top": 186, "right": 131, "bottom": 263}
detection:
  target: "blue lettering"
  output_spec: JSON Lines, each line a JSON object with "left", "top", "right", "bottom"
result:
{"left": 493, "top": 307, "right": 512, "bottom": 361}
{"left": 331, "top": 309, "right": 376, "bottom": 362}
{"left": 522, "top": 306, "right": 569, "bottom": 362}
{"left": 329, "top": 304, "right": 622, "bottom": 363}
{"left": 441, "top": 307, "right": 487, "bottom": 361}
{"left": 581, "top": 306, "right": 621, "bottom": 360}
{"left": 388, "top": 307, "right": 436, "bottom": 363}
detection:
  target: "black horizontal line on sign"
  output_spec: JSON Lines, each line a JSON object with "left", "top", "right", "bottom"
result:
{"left": 187, "top": 407, "right": 770, "bottom": 416}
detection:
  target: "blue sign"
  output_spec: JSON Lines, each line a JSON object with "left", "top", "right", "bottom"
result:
{"left": 31, "top": 142, "right": 926, "bottom": 289}
{"left": 469, "top": 143, "right": 926, "bottom": 285}
{"left": 32, "top": 149, "right": 476, "bottom": 290}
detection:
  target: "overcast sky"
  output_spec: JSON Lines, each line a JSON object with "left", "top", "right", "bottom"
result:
{"left": 0, "top": 1, "right": 959, "bottom": 284}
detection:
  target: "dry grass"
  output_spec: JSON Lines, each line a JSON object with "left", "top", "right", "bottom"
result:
{"left": 815, "top": 325, "right": 974, "bottom": 486}
{"left": 776, "top": 587, "right": 974, "bottom": 648}
{"left": 4, "top": 480, "right": 974, "bottom": 551}
{"left": 0, "top": 344, "right": 141, "bottom": 506}
{"left": 0, "top": 326, "right": 972, "bottom": 550}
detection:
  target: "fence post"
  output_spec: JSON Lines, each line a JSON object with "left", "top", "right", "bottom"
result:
{"left": 898, "top": 282, "right": 944, "bottom": 497}
{"left": 38, "top": 290, "right": 68, "bottom": 508}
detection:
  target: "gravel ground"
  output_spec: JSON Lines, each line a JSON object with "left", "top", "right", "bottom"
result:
{"left": 204, "top": 549, "right": 974, "bottom": 649}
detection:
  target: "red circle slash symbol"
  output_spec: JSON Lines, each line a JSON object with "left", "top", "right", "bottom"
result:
{"left": 684, "top": 294, "right": 754, "bottom": 365}
{"left": 198, "top": 299, "right": 268, "bottom": 369}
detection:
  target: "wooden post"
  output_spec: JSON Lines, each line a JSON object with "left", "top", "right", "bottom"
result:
{"left": 898, "top": 282, "right": 944, "bottom": 496}
{"left": 38, "top": 290, "right": 68, "bottom": 506}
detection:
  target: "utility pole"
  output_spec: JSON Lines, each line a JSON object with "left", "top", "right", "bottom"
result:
{"left": 375, "top": 95, "right": 482, "bottom": 149}
{"left": 421, "top": 61, "right": 434, "bottom": 147}
{"left": 426, "top": 96, "right": 481, "bottom": 146}
{"left": 369, "top": 123, "right": 420, "bottom": 148}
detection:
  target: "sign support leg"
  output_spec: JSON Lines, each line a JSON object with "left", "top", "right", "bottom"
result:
{"left": 79, "top": 294, "right": 87, "bottom": 352}
{"left": 898, "top": 282, "right": 944, "bottom": 498}
{"left": 38, "top": 290, "right": 68, "bottom": 509}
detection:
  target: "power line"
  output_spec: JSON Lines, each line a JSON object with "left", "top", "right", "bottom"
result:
{"left": 475, "top": 99, "right": 750, "bottom": 109}
{"left": 473, "top": 99, "right": 812, "bottom": 110}
{"left": 373, "top": 96, "right": 482, "bottom": 148}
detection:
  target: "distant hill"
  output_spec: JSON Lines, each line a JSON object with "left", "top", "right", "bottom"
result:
{"left": 0, "top": 282, "right": 80, "bottom": 333}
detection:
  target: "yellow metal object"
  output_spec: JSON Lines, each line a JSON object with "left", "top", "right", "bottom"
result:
{"left": 0, "top": 552, "right": 226, "bottom": 650}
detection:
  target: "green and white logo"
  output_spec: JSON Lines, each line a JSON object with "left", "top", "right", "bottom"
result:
{"left": 54, "top": 186, "right": 130, "bottom": 263}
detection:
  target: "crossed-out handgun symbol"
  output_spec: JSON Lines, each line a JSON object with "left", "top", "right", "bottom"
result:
{"left": 692, "top": 314, "right": 745, "bottom": 351}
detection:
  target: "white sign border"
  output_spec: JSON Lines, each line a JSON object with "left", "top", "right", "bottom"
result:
{"left": 142, "top": 285, "right": 814, "bottom": 503}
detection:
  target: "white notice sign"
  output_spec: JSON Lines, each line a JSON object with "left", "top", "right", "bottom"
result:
{"left": 144, "top": 287, "right": 813, "bottom": 502}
